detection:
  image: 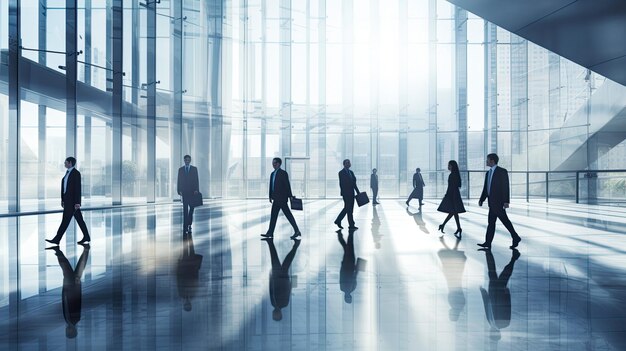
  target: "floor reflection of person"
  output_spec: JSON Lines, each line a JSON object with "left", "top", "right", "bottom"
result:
{"left": 338, "top": 230, "right": 359, "bottom": 303}
{"left": 406, "top": 207, "right": 429, "bottom": 234}
{"left": 264, "top": 237, "right": 300, "bottom": 321}
{"left": 48, "top": 244, "right": 90, "bottom": 339}
{"left": 177, "top": 232, "right": 203, "bottom": 312}
{"left": 371, "top": 206, "right": 382, "bottom": 249}
{"left": 479, "top": 249, "right": 521, "bottom": 341}
{"left": 438, "top": 236, "right": 466, "bottom": 321}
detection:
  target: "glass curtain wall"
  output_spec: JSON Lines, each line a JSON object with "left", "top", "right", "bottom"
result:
{"left": 0, "top": 0, "right": 8, "bottom": 211}
{"left": 2, "top": 0, "right": 626, "bottom": 214}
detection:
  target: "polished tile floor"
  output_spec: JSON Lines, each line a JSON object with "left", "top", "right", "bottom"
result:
{"left": 1, "top": 199, "right": 626, "bottom": 350}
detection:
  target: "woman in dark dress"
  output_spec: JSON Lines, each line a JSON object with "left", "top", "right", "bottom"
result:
{"left": 437, "top": 160, "right": 465, "bottom": 237}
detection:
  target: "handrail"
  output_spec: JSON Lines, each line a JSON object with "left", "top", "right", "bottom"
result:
{"left": 415, "top": 169, "right": 626, "bottom": 204}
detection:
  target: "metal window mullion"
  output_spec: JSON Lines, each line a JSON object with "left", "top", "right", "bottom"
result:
{"left": 171, "top": 0, "right": 183, "bottom": 200}
{"left": 66, "top": 0, "right": 78, "bottom": 160}
{"left": 146, "top": 1, "right": 157, "bottom": 203}
{"left": 111, "top": 0, "right": 123, "bottom": 205}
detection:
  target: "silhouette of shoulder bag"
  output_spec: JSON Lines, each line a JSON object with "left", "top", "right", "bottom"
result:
{"left": 190, "top": 192, "right": 203, "bottom": 208}
{"left": 290, "top": 197, "right": 303, "bottom": 211}
{"left": 355, "top": 192, "right": 369, "bottom": 207}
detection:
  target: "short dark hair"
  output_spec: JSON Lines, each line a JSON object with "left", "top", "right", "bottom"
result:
{"left": 343, "top": 159, "right": 350, "bottom": 166}
{"left": 65, "top": 157, "right": 76, "bottom": 166}
{"left": 487, "top": 153, "right": 499, "bottom": 164}
{"left": 273, "top": 157, "right": 282, "bottom": 165}
{"left": 183, "top": 155, "right": 191, "bottom": 160}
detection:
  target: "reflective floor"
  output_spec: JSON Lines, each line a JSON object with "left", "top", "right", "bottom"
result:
{"left": 1, "top": 199, "right": 626, "bottom": 350}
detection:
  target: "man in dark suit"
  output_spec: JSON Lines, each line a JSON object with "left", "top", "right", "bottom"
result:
{"left": 46, "top": 157, "right": 91, "bottom": 245}
{"left": 177, "top": 155, "right": 199, "bottom": 234}
{"left": 370, "top": 168, "right": 379, "bottom": 205}
{"left": 406, "top": 167, "right": 426, "bottom": 208}
{"left": 261, "top": 158, "right": 301, "bottom": 239}
{"left": 335, "top": 159, "right": 360, "bottom": 230}
{"left": 478, "top": 153, "right": 522, "bottom": 249}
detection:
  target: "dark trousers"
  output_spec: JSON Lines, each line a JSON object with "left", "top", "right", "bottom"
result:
{"left": 53, "top": 205, "right": 90, "bottom": 242}
{"left": 485, "top": 206, "right": 519, "bottom": 245}
{"left": 182, "top": 195, "right": 195, "bottom": 228}
{"left": 372, "top": 188, "right": 378, "bottom": 203}
{"left": 407, "top": 190, "right": 423, "bottom": 204}
{"left": 267, "top": 200, "right": 299, "bottom": 235}
{"left": 336, "top": 195, "right": 355, "bottom": 227}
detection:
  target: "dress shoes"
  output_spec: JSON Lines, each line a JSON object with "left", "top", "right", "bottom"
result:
{"left": 290, "top": 231, "right": 302, "bottom": 240}
{"left": 477, "top": 242, "right": 491, "bottom": 249}
{"left": 45, "top": 239, "right": 60, "bottom": 246}
{"left": 510, "top": 236, "right": 521, "bottom": 249}
{"left": 334, "top": 221, "right": 344, "bottom": 229}
{"left": 77, "top": 237, "right": 91, "bottom": 245}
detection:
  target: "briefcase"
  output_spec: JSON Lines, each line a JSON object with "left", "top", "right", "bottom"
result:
{"left": 190, "top": 192, "right": 203, "bottom": 208}
{"left": 355, "top": 192, "right": 369, "bottom": 207}
{"left": 356, "top": 257, "right": 368, "bottom": 272}
{"left": 290, "top": 197, "right": 303, "bottom": 211}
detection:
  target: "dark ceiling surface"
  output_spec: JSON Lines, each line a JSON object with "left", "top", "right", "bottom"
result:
{"left": 446, "top": 0, "right": 626, "bottom": 86}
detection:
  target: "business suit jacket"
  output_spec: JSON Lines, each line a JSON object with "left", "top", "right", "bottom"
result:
{"left": 177, "top": 165, "right": 199, "bottom": 195}
{"left": 61, "top": 169, "right": 82, "bottom": 206}
{"left": 370, "top": 174, "right": 378, "bottom": 190}
{"left": 269, "top": 168, "right": 293, "bottom": 203}
{"left": 479, "top": 166, "right": 510, "bottom": 207}
{"left": 413, "top": 172, "right": 425, "bottom": 188}
{"left": 339, "top": 169, "right": 360, "bottom": 197}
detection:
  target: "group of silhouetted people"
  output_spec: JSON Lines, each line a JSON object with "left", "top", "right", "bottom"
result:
{"left": 434, "top": 153, "right": 522, "bottom": 250}
{"left": 40, "top": 152, "right": 523, "bottom": 333}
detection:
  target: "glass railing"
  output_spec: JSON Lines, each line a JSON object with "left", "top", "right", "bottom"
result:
{"left": 419, "top": 169, "right": 626, "bottom": 204}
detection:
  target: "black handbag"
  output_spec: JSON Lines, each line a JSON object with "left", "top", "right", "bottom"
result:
{"left": 290, "top": 197, "right": 303, "bottom": 211}
{"left": 190, "top": 192, "right": 203, "bottom": 208}
{"left": 355, "top": 192, "right": 369, "bottom": 207}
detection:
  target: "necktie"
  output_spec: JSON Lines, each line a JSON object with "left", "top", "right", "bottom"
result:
{"left": 186, "top": 166, "right": 189, "bottom": 174}
{"left": 488, "top": 168, "right": 494, "bottom": 195}
{"left": 271, "top": 170, "right": 276, "bottom": 192}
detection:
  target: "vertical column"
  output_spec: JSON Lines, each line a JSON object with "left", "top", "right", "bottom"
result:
{"left": 37, "top": 0, "right": 47, "bottom": 287}
{"left": 485, "top": 23, "right": 497, "bottom": 154}
{"left": 146, "top": 0, "right": 157, "bottom": 203}
{"left": 280, "top": 0, "right": 292, "bottom": 158}
{"left": 84, "top": 0, "right": 93, "bottom": 198}
{"left": 428, "top": 0, "right": 438, "bottom": 191}
{"left": 38, "top": 1, "right": 47, "bottom": 210}
{"left": 8, "top": 3, "right": 20, "bottom": 344}
{"left": 318, "top": 0, "right": 327, "bottom": 198}
{"left": 66, "top": 0, "right": 78, "bottom": 158}
{"left": 8, "top": 0, "right": 20, "bottom": 213}
{"left": 208, "top": 0, "right": 223, "bottom": 198}
{"left": 398, "top": 0, "right": 408, "bottom": 197}
{"left": 259, "top": 0, "right": 267, "bottom": 193}
{"left": 455, "top": 7, "right": 468, "bottom": 172}
{"left": 510, "top": 34, "right": 528, "bottom": 171}
{"left": 367, "top": 0, "right": 377, "bottom": 173}
{"left": 343, "top": 0, "right": 353, "bottom": 159}
{"left": 548, "top": 53, "right": 560, "bottom": 170}
{"left": 171, "top": 0, "right": 183, "bottom": 200}
{"left": 111, "top": 0, "right": 123, "bottom": 205}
